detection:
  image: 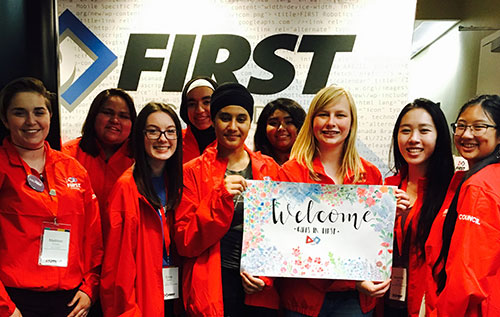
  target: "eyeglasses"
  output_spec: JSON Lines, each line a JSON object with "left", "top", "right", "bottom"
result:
{"left": 143, "top": 128, "right": 177, "bottom": 140}
{"left": 451, "top": 122, "right": 497, "bottom": 136}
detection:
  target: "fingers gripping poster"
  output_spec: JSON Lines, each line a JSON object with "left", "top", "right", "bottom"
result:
{"left": 57, "top": 0, "right": 416, "bottom": 175}
{"left": 241, "top": 180, "right": 397, "bottom": 281}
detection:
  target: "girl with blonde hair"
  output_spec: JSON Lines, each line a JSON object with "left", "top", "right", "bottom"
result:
{"left": 279, "top": 85, "right": 407, "bottom": 316}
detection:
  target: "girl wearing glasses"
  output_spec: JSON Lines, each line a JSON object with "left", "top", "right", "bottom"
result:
{"left": 0, "top": 78, "right": 102, "bottom": 317}
{"left": 254, "top": 98, "right": 306, "bottom": 165}
{"left": 100, "top": 103, "right": 183, "bottom": 316}
{"left": 62, "top": 88, "right": 136, "bottom": 213}
{"left": 426, "top": 95, "right": 500, "bottom": 316}
{"left": 174, "top": 83, "right": 280, "bottom": 316}
{"left": 382, "top": 99, "right": 454, "bottom": 316}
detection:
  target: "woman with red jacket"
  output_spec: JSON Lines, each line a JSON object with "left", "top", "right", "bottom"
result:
{"left": 174, "top": 83, "right": 280, "bottom": 316}
{"left": 382, "top": 99, "right": 454, "bottom": 316}
{"left": 278, "top": 85, "right": 407, "bottom": 317}
{"left": 62, "top": 88, "right": 136, "bottom": 212}
{"left": 426, "top": 95, "right": 500, "bottom": 316}
{"left": 100, "top": 102, "right": 183, "bottom": 316}
{"left": 179, "top": 76, "right": 218, "bottom": 163}
{"left": 0, "top": 77, "right": 102, "bottom": 317}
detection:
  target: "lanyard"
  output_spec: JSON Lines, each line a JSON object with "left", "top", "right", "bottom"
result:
{"left": 158, "top": 206, "right": 172, "bottom": 266}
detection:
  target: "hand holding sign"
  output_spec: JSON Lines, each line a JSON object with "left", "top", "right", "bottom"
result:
{"left": 240, "top": 271, "right": 265, "bottom": 294}
{"left": 224, "top": 175, "right": 248, "bottom": 197}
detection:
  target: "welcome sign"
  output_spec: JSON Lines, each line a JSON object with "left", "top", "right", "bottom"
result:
{"left": 241, "top": 180, "right": 396, "bottom": 281}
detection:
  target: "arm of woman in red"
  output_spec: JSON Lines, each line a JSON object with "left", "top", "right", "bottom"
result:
{"left": 437, "top": 184, "right": 500, "bottom": 316}
{"left": 174, "top": 163, "right": 235, "bottom": 258}
{"left": 78, "top": 173, "right": 103, "bottom": 303}
{"left": 100, "top": 184, "right": 142, "bottom": 317}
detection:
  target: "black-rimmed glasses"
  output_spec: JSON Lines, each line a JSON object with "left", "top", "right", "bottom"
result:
{"left": 451, "top": 122, "right": 497, "bottom": 136}
{"left": 143, "top": 128, "right": 177, "bottom": 140}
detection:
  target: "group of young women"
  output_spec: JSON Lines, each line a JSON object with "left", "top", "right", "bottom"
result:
{"left": 0, "top": 76, "right": 498, "bottom": 317}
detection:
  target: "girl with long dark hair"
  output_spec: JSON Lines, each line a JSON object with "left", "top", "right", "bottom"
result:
{"left": 383, "top": 99, "right": 454, "bottom": 316}
{"left": 62, "top": 88, "right": 136, "bottom": 212}
{"left": 100, "top": 102, "right": 183, "bottom": 316}
{"left": 426, "top": 95, "right": 500, "bottom": 316}
{"left": 254, "top": 98, "right": 306, "bottom": 165}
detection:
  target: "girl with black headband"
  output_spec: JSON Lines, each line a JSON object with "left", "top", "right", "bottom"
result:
{"left": 175, "top": 83, "right": 280, "bottom": 316}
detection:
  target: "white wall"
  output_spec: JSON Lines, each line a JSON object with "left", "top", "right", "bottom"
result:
{"left": 408, "top": 25, "right": 496, "bottom": 125}
{"left": 477, "top": 30, "right": 500, "bottom": 95}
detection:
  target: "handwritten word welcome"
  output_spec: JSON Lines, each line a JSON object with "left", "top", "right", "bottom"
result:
{"left": 272, "top": 199, "right": 373, "bottom": 230}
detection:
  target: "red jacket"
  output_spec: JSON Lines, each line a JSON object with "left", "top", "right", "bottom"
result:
{"left": 62, "top": 138, "right": 134, "bottom": 212}
{"left": 100, "top": 167, "right": 181, "bottom": 317}
{"left": 426, "top": 165, "right": 500, "bottom": 316}
{"left": 0, "top": 138, "right": 102, "bottom": 316}
{"left": 277, "top": 156, "right": 382, "bottom": 316}
{"left": 174, "top": 145, "right": 280, "bottom": 316}
{"left": 182, "top": 126, "right": 199, "bottom": 164}
{"left": 424, "top": 171, "right": 465, "bottom": 316}
{"left": 383, "top": 174, "right": 428, "bottom": 316}
{"left": 182, "top": 126, "right": 217, "bottom": 164}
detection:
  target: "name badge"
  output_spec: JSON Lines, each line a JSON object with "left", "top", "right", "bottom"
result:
{"left": 38, "top": 222, "right": 71, "bottom": 267}
{"left": 163, "top": 267, "right": 179, "bottom": 300}
{"left": 389, "top": 267, "right": 407, "bottom": 302}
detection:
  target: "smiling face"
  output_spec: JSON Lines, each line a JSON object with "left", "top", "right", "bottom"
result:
{"left": 3, "top": 91, "right": 51, "bottom": 149}
{"left": 94, "top": 95, "right": 132, "bottom": 146}
{"left": 397, "top": 108, "right": 437, "bottom": 170}
{"left": 186, "top": 86, "right": 213, "bottom": 130}
{"left": 312, "top": 95, "right": 352, "bottom": 151}
{"left": 454, "top": 104, "right": 500, "bottom": 166}
{"left": 266, "top": 109, "right": 298, "bottom": 153}
{"left": 214, "top": 105, "right": 251, "bottom": 153}
{"left": 144, "top": 111, "right": 177, "bottom": 167}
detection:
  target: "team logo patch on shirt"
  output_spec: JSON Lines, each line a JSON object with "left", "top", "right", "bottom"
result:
{"left": 458, "top": 213, "right": 481, "bottom": 225}
{"left": 66, "top": 177, "right": 81, "bottom": 189}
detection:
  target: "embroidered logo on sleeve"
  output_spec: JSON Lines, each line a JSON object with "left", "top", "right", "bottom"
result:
{"left": 66, "top": 177, "right": 82, "bottom": 190}
{"left": 458, "top": 214, "right": 481, "bottom": 225}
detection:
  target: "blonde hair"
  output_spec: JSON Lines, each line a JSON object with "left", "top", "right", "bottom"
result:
{"left": 290, "top": 85, "right": 364, "bottom": 182}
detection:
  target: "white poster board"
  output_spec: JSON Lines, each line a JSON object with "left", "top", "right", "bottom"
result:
{"left": 241, "top": 180, "right": 397, "bottom": 281}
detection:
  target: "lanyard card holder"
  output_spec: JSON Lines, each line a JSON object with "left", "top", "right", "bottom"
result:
{"left": 389, "top": 267, "right": 407, "bottom": 301}
{"left": 38, "top": 221, "right": 71, "bottom": 267}
{"left": 163, "top": 266, "right": 179, "bottom": 300}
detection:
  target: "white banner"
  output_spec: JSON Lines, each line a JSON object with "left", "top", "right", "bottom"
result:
{"left": 57, "top": 0, "right": 417, "bottom": 173}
